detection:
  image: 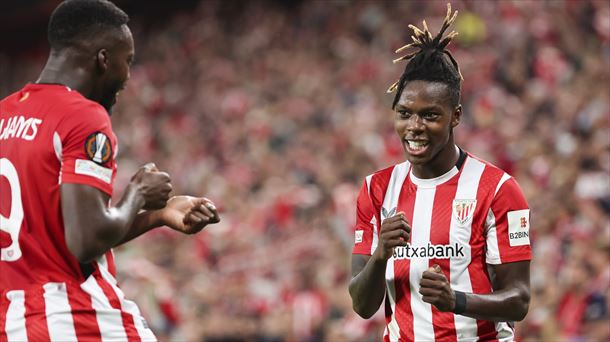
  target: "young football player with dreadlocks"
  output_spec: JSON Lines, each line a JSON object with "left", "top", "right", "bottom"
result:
{"left": 348, "top": 4, "right": 531, "bottom": 341}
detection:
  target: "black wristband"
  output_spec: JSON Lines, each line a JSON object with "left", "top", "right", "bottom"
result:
{"left": 453, "top": 291, "right": 467, "bottom": 315}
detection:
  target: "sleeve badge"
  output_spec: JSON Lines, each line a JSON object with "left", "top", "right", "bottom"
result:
{"left": 84, "top": 132, "right": 112, "bottom": 165}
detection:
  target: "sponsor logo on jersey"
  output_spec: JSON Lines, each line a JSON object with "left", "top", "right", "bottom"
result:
{"left": 381, "top": 206, "right": 397, "bottom": 220}
{"left": 507, "top": 209, "right": 530, "bottom": 246}
{"left": 355, "top": 230, "right": 363, "bottom": 243}
{"left": 393, "top": 242, "right": 466, "bottom": 259}
{"left": 75, "top": 159, "right": 112, "bottom": 184}
{"left": 453, "top": 199, "right": 477, "bottom": 225}
{"left": 84, "top": 132, "right": 112, "bottom": 165}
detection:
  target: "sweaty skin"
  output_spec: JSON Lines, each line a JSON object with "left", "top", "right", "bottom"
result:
{"left": 348, "top": 80, "right": 530, "bottom": 322}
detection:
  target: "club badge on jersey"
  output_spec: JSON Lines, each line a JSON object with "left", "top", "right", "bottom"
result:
{"left": 84, "top": 132, "right": 112, "bottom": 165}
{"left": 453, "top": 199, "right": 477, "bottom": 226}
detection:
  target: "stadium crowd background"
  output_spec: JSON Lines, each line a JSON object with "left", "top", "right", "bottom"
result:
{"left": 2, "top": 0, "right": 609, "bottom": 341}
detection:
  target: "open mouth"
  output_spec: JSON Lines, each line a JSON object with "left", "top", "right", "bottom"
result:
{"left": 404, "top": 140, "right": 429, "bottom": 155}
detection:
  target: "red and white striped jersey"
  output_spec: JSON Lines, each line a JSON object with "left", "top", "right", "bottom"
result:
{"left": 353, "top": 152, "right": 532, "bottom": 342}
{"left": 0, "top": 84, "right": 156, "bottom": 341}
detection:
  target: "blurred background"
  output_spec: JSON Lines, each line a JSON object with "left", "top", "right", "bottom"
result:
{"left": 2, "top": 0, "right": 609, "bottom": 341}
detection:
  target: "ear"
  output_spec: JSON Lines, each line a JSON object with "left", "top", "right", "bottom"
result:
{"left": 451, "top": 105, "right": 462, "bottom": 128}
{"left": 96, "top": 49, "right": 109, "bottom": 73}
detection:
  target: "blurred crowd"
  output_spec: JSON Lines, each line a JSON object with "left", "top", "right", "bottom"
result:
{"left": 3, "top": 0, "right": 610, "bottom": 341}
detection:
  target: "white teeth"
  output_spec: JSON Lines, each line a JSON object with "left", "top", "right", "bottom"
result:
{"left": 407, "top": 140, "right": 428, "bottom": 150}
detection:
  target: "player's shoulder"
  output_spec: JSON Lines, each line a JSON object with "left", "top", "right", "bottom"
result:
{"left": 464, "top": 151, "right": 510, "bottom": 179}
{"left": 42, "top": 87, "right": 111, "bottom": 132}
{"left": 464, "top": 151, "right": 523, "bottom": 197}
{"left": 54, "top": 87, "right": 107, "bottom": 118}
{"left": 363, "top": 161, "right": 410, "bottom": 188}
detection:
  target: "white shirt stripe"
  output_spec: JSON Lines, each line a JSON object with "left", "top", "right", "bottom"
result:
{"left": 43, "top": 282, "right": 78, "bottom": 342}
{"left": 80, "top": 275, "right": 128, "bottom": 342}
{"left": 366, "top": 175, "right": 379, "bottom": 254}
{"left": 381, "top": 162, "right": 410, "bottom": 219}
{"left": 485, "top": 208, "right": 501, "bottom": 265}
{"left": 451, "top": 157, "right": 485, "bottom": 340}
{"left": 495, "top": 322, "right": 514, "bottom": 341}
{"left": 409, "top": 186, "right": 436, "bottom": 342}
{"left": 381, "top": 162, "right": 409, "bottom": 341}
{"left": 97, "top": 261, "right": 157, "bottom": 341}
{"left": 5, "top": 290, "right": 27, "bottom": 342}
{"left": 494, "top": 173, "right": 511, "bottom": 196}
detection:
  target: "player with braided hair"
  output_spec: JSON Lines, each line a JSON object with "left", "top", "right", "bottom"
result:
{"left": 349, "top": 4, "right": 531, "bottom": 341}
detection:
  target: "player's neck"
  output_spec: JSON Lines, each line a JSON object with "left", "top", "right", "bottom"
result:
{"left": 37, "top": 51, "right": 94, "bottom": 99}
{"left": 411, "top": 143, "right": 460, "bottom": 180}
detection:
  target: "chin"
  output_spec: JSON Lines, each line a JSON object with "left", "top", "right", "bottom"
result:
{"left": 405, "top": 154, "right": 429, "bottom": 165}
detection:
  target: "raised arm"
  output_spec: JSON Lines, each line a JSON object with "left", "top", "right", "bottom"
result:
{"left": 115, "top": 195, "right": 220, "bottom": 246}
{"left": 61, "top": 163, "right": 171, "bottom": 263}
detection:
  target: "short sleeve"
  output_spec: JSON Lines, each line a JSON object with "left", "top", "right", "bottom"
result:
{"left": 352, "top": 179, "right": 377, "bottom": 256}
{"left": 485, "top": 177, "right": 532, "bottom": 264}
{"left": 56, "top": 101, "right": 117, "bottom": 196}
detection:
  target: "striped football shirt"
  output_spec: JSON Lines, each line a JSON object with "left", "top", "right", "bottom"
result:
{"left": 353, "top": 151, "right": 532, "bottom": 341}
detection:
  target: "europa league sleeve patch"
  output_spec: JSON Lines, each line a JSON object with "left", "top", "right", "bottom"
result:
{"left": 84, "top": 132, "right": 112, "bottom": 165}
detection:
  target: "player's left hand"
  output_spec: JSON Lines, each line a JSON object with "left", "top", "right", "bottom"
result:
{"left": 419, "top": 264, "right": 455, "bottom": 312}
{"left": 160, "top": 196, "right": 220, "bottom": 234}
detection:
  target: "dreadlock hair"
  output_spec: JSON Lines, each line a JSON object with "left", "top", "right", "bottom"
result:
{"left": 388, "top": 3, "right": 463, "bottom": 110}
{"left": 48, "top": 0, "right": 129, "bottom": 50}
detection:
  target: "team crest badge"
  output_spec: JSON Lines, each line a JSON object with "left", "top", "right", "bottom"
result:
{"left": 84, "top": 132, "right": 112, "bottom": 165}
{"left": 453, "top": 199, "right": 477, "bottom": 225}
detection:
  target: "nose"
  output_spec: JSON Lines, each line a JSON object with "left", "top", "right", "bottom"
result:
{"left": 406, "top": 114, "right": 425, "bottom": 134}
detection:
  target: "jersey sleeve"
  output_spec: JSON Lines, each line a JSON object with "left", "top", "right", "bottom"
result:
{"left": 56, "top": 101, "right": 117, "bottom": 196}
{"left": 352, "top": 179, "right": 377, "bottom": 256}
{"left": 485, "top": 177, "right": 532, "bottom": 264}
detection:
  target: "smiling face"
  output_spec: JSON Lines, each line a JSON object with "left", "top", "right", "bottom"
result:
{"left": 394, "top": 80, "right": 461, "bottom": 178}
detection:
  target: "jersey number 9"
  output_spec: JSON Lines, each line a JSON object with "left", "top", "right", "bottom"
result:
{"left": 1, "top": 158, "right": 23, "bottom": 261}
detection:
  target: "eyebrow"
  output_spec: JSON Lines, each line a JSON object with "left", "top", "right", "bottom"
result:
{"left": 394, "top": 104, "right": 445, "bottom": 112}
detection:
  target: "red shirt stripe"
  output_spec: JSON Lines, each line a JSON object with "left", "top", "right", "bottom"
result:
{"left": 429, "top": 175, "right": 459, "bottom": 341}
{"left": 93, "top": 270, "right": 141, "bottom": 342}
{"left": 66, "top": 282, "right": 103, "bottom": 341}
{"left": 393, "top": 173, "right": 417, "bottom": 341}
{"left": 24, "top": 288, "right": 51, "bottom": 342}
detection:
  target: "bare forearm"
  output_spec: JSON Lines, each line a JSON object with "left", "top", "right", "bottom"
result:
{"left": 86, "top": 184, "right": 147, "bottom": 259}
{"left": 113, "top": 209, "right": 163, "bottom": 247}
{"left": 349, "top": 255, "right": 388, "bottom": 319}
{"left": 460, "top": 285, "right": 530, "bottom": 322}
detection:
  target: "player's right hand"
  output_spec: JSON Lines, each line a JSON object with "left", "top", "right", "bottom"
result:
{"left": 374, "top": 212, "right": 411, "bottom": 261}
{"left": 131, "top": 163, "right": 173, "bottom": 210}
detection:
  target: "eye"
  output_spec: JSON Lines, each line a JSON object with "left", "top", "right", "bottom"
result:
{"left": 397, "top": 110, "right": 411, "bottom": 119}
{"left": 422, "top": 112, "right": 439, "bottom": 120}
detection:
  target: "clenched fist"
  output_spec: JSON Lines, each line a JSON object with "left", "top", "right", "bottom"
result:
{"left": 373, "top": 212, "right": 411, "bottom": 261}
{"left": 161, "top": 196, "right": 220, "bottom": 234}
{"left": 131, "top": 163, "right": 173, "bottom": 210}
{"left": 419, "top": 264, "right": 456, "bottom": 312}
